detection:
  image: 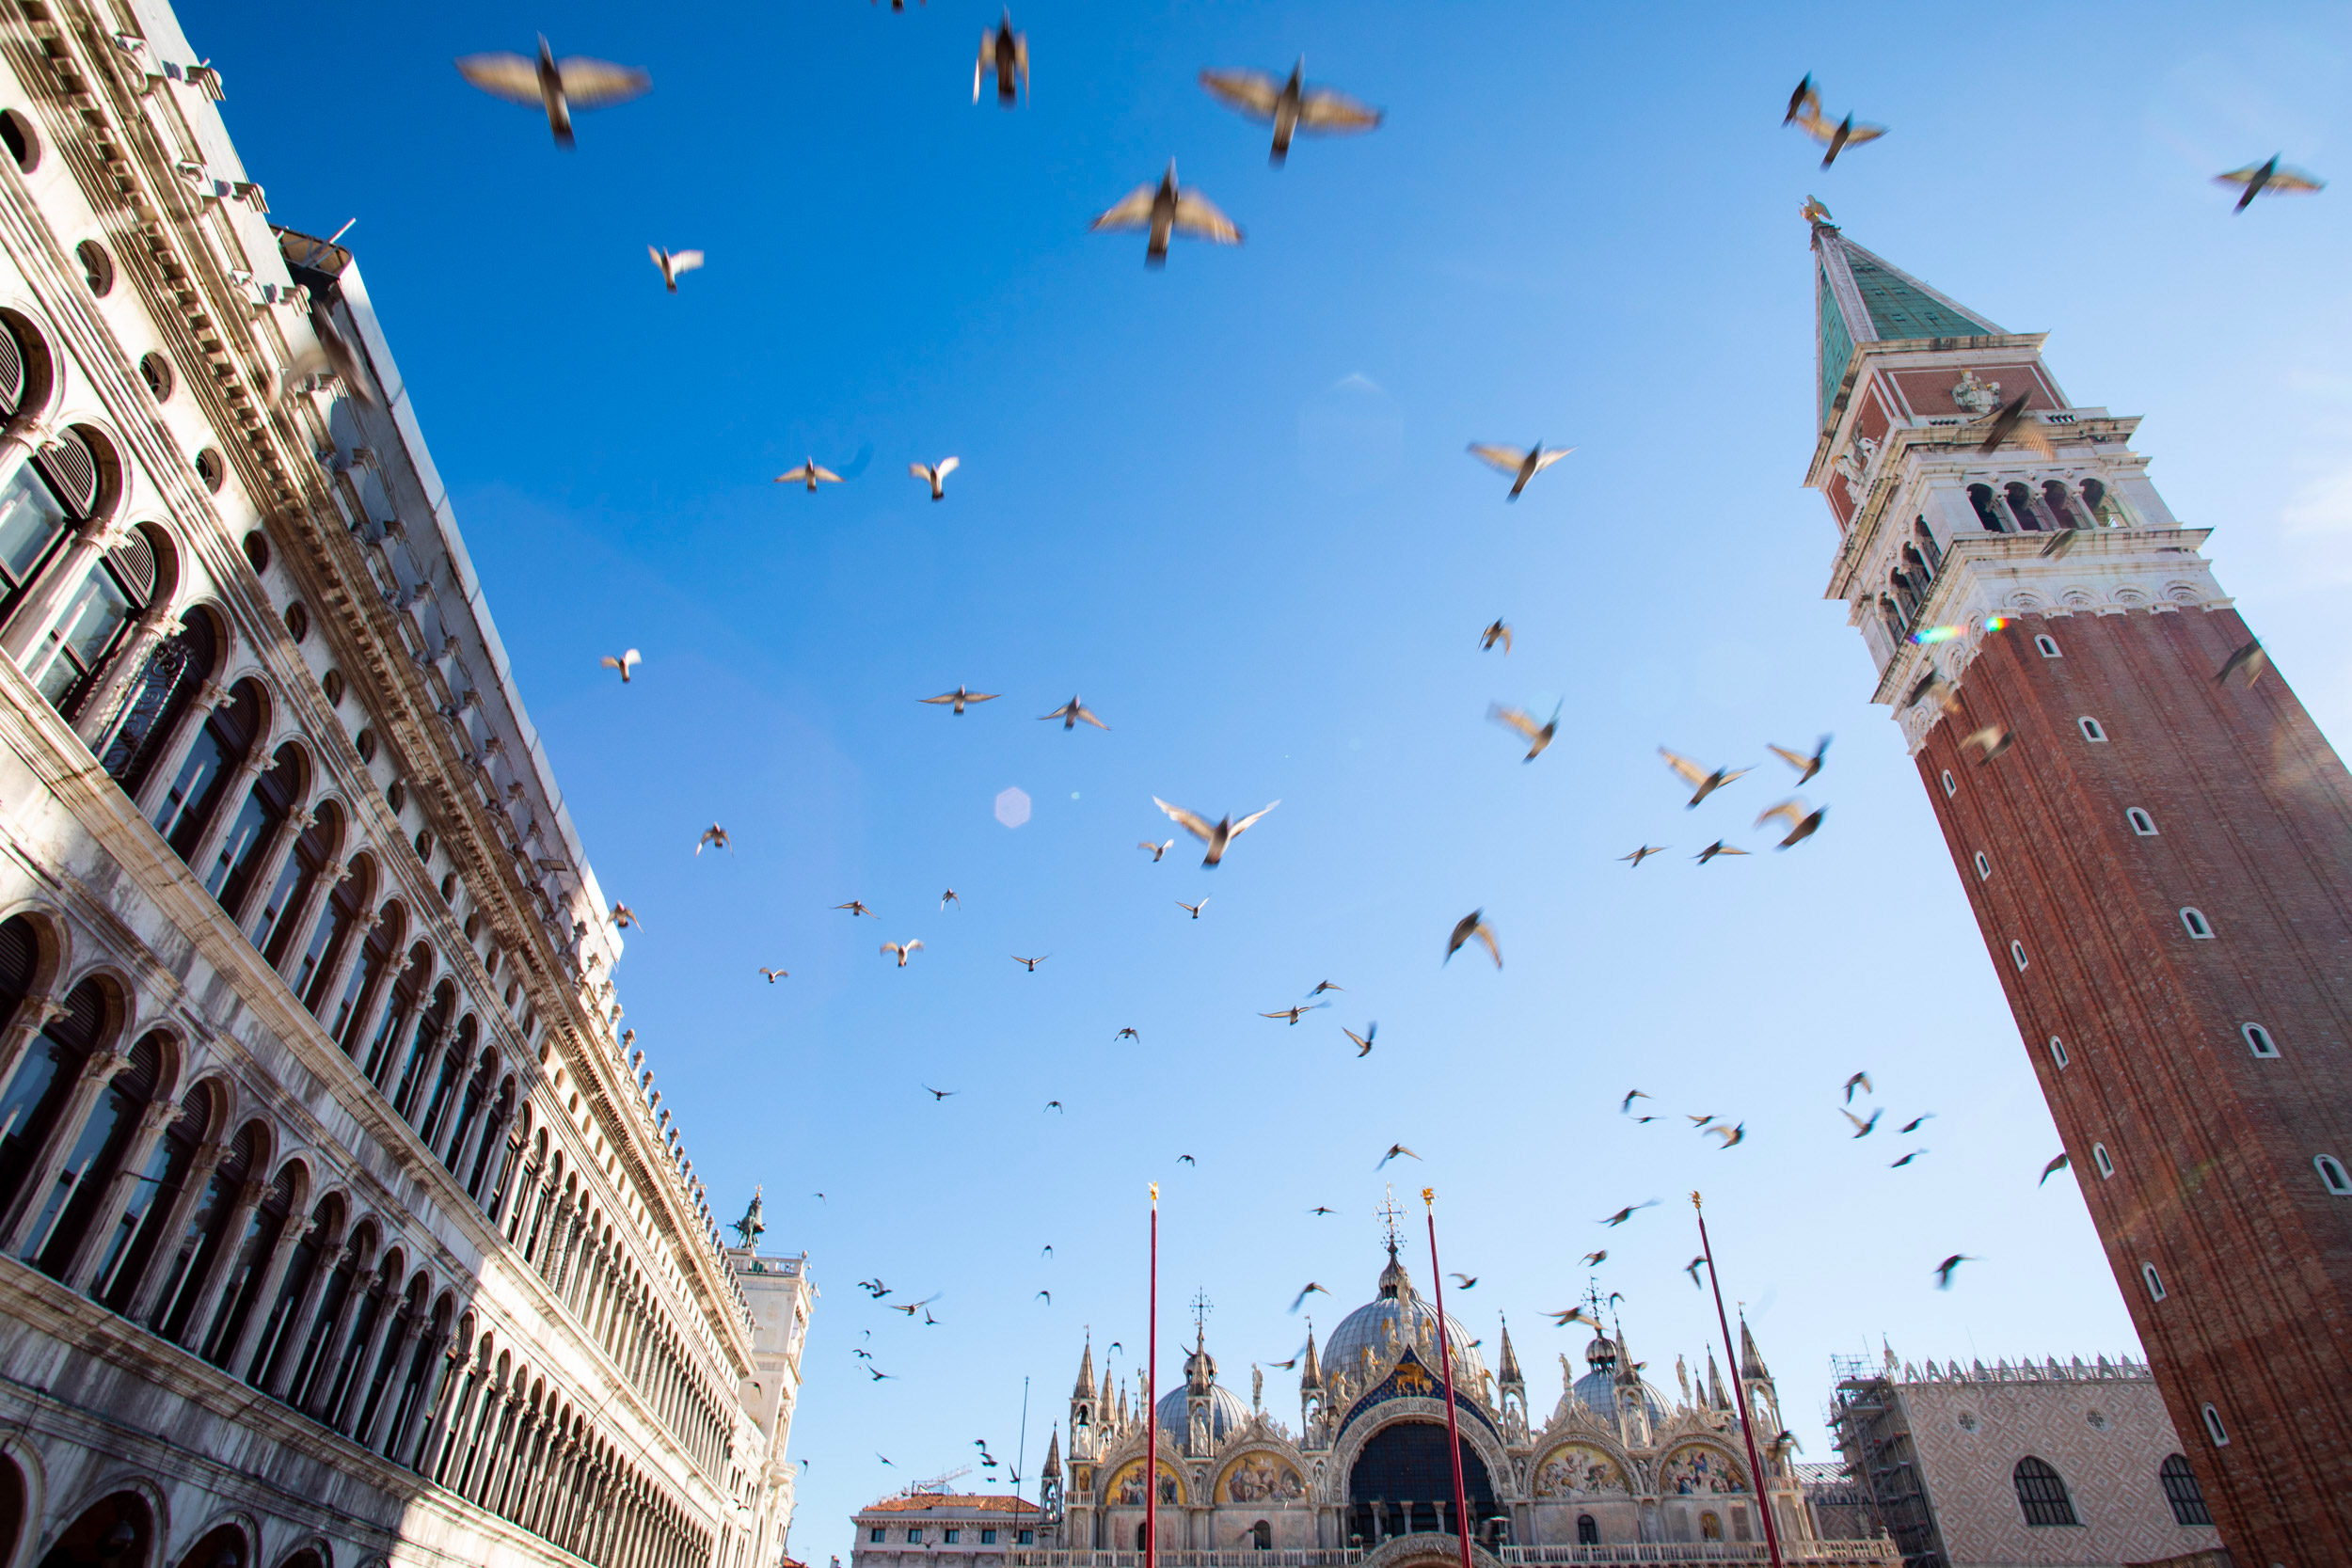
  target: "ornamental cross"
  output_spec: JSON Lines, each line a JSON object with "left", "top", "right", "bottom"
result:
{"left": 1377, "top": 1185, "right": 1405, "bottom": 1254}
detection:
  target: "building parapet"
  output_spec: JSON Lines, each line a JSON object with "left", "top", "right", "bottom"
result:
{"left": 1009, "top": 1546, "right": 1899, "bottom": 1568}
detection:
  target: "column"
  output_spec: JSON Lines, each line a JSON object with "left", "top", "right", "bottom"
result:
{"left": 0, "top": 1046, "right": 130, "bottom": 1252}
{"left": 312, "top": 901, "right": 384, "bottom": 1041}
{"left": 448, "top": 1091, "right": 498, "bottom": 1199}
{"left": 170, "top": 1175, "right": 266, "bottom": 1351}
{"left": 273, "top": 857, "right": 351, "bottom": 990}
{"left": 230, "top": 805, "right": 312, "bottom": 928}
{"left": 262, "top": 1225, "right": 343, "bottom": 1398}
{"left": 333, "top": 1278, "right": 400, "bottom": 1433}
{"left": 58, "top": 1094, "right": 181, "bottom": 1292}
{"left": 2, "top": 515, "right": 129, "bottom": 662}
{"left": 302, "top": 1261, "right": 373, "bottom": 1419}
{"left": 357, "top": 1302, "right": 422, "bottom": 1449}
{"left": 0, "top": 997, "right": 66, "bottom": 1111}
{"left": 181, "top": 747, "right": 277, "bottom": 893}
{"left": 0, "top": 411, "right": 53, "bottom": 497}
{"left": 223, "top": 1204, "right": 313, "bottom": 1378}
{"left": 125, "top": 1138, "right": 226, "bottom": 1323}
{"left": 424, "top": 1349, "right": 481, "bottom": 1482}
{"left": 390, "top": 1323, "right": 456, "bottom": 1467}
{"left": 134, "top": 679, "right": 230, "bottom": 820}
{"left": 72, "top": 603, "right": 179, "bottom": 747}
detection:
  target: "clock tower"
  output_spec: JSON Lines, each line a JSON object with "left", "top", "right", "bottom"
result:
{"left": 1806, "top": 215, "right": 2352, "bottom": 1563}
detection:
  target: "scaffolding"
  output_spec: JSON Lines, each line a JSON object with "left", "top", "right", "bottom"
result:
{"left": 1823, "top": 1357, "right": 1943, "bottom": 1568}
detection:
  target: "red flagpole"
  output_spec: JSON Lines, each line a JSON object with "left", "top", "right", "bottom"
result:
{"left": 1146, "top": 1182, "right": 1158, "bottom": 1568}
{"left": 1692, "top": 1193, "right": 1784, "bottom": 1568}
{"left": 1422, "top": 1189, "right": 1473, "bottom": 1568}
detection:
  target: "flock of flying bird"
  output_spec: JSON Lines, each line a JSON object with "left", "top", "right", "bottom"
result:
{"left": 424, "top": 20, "right": 2251, "bottom": 1476}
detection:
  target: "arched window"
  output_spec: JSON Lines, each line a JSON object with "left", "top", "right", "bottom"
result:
{"left": 2243, "top": 1022, "right": 2278, "bottom": 1058}
{"left": 356, "top": 1270, "right": 427, "bottom": 1439}
{"left": 1136, "top": 1526, "right": 1149, "bottom": 1553}
{"left": 2092, "top": 1142, "right": 2115, "bottom": 1179}
{"left": 1912, "top": 516, "right": 1942, "bottom": 575}
{"left": 323, "top": 1250, "right": 397, "bottom": 1428}
{"left": 335, "top": 901, "right": 403, "bottom": 1053}
{"left": 257, "top": 799, "right": 342, "bottom": 963}
{"left": 154, "top": 677, "right": 262, "bottom": 855}
{"left": 1889, "top": 568, "right": 1918, "bottom": 621}
{"left": 2080, "top": 478, "right": 2112, "bottom": 524}
{"left": 2042, "top": 481, "right": 2080, "bottom": 530}
{"left": 2201, "top": 1403, "right": 2229, "bottom": 1446}
{"left": 2036, "top": 634, "right": 2061, "bottom": 657}
{"left": 206, "top": 740, "right": 305, "bottom": 914}
{"left": 393, "top": 979, "right": 455, "bottom": 1118}
{"left": 94, "top": 1080, "right": 211, "bottom": 1313}
{"left": 0, "top": 427, "right": 97, "bottom": 627}
{"left": 202, "top": 1159, "right": 301, "bottom": 1365}
{"left": 299, "top": 852, "right": 373, "bottom": 1011}
{"left": 1974, "top": 851, "right": 1991, "bottom": 880}
{"left": 2127, "top": 808, "right": 2156, "bottom": 835}
{"left": 288, "top": 1221, "right": 373, "bottom": 1412}
{"left": 39, "top": 1493, "right": 151, "bottom": 1568}
{"left": 387, "top": 1293, "right": 453, "bottom": 1460}
{"left": 2012, "top": 1456, "right": 2076, "bottom": 1526}
{"left": 2004, "top": 482, "right": 2043, "bottom": 532}
{"left": 154, "top": 1119, "right": 261, "bottom": 1342}
{"left": 471, "top": 1079, "right": 516, "bottom": 1202}
{"left": 419, "top": 1015, "right": 476, "bottom": 1148}
{"left": 24, "top": 1028, "right": 167, "bottom": 1278}
{"left": 1879, "top": 595, "right": 1905, "bottom": 644}
{"left": 99, "top": 606, "right": 215, "bottom": 790}
{"left": 27, "top": 522, "right": 157, "bottom": 716}
{"left": 175, "top": 1522, "right": 248, "bottom": 1568}
{"left": 0, "top": 975, "right": 108, "bottom": 1214}
{"left": 1941, "top": 769, "right": 1955, "bottom": 797}
{"left": 2180, "top": 907, "right": 2214, "bottom": 940}
{"left": 366, "top": 942, "right": 432, "bottom": 1086}
{"left": 252, "top": 1193, "right": 340, "bottom": 1388}
{"left": 2079, "top": 717, "right": 2107, "bottom": 742}
{"left": 446, "top": 1050, "right": 495, "bottom": 1176}
{"left": 1576, "top": 1515, "right": 1598, "bottom": 1545}
{"left": 1250, "top": 1521, "right": 1271, "bottom": 1551}
{"left": 2317, "top": 1154, "right": 2351, "bottom": 1196}
{"left": 1969, "top": 483, "right": 2006, "bottom": 531}
{"left": 2159, "top": 1454, "right": 2211, "bottom": 1526}
{"left": 2010, "top": 940, "right": 2028, "bottom": 971}
{"left": 2141, "top": 1262, "right": 2166, "bottom": 1301}
{"left": 1700, "top": 1511, "right": 1723, "bottom": 1541}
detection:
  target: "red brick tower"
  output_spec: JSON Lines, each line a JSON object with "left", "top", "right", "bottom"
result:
{"left": 1805, "top": 216, "right": 2352, "bottom": 1565}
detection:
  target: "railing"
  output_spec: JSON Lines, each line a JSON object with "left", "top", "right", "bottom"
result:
{"left": 1009, "top": 1544, "right": 1899, "bottom": 1568}
{"left": 1011, "top": 1554, "right": 1359, "bottom": 1568}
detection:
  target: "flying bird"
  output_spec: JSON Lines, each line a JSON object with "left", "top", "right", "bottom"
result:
{"left": 1260, "top": 1003, "right": 1327, "bottom": 1025}
{"left": 2216, "top": 640, "right": 2269, "bottom": 687}
{"left": 1377, "top": 1144, "right": 1421, "bottom": 1168}
{"left": 648, "top": 246, "right": 703, "bottom": 292}
{"left": 1933, "top": 1254, "right": 1975, "bottom": 1290}
{"left": 1041, "top": 1244, "right": 1053, "bottom": 1258}
{"left": 2039, "top": 1152, "right": 2071, "bottom": 1187}
{"left": 1090, "top": 161, "right": 1241, "bottom": 267}
{"left": 1343, "top": 1023, "right": 1376, "bottom": 1057}
{"left": 454, "top": 36, "right": 649, "bottom": 148}
{"left": 1466, "top": 441, "right": 1573, "bottom": 500}
{"left": 600, "top": 649, "right": 642, "bottom": 683}
{"left": 882, "top": 941, "right": 924, "bottom": 966}
{"left": 1546, "top": 1307, "right": 1600, "bottom": 1329}
{"left": 758, "top": 967, "right": 788, "bottom": 982}
{"left": 1660, "top": 749, "right": 1751, "bottom": 807}
{"left": 1138, "top": 839, "right": 1173, "bottom": 862}
{"left": 2214, "top": 156, "right": 2325, "bottom": 213}
{"left": 1176, "top": 897, "right": 1208, "bottom": 919}
{"left": 910, "top": 457, "right": 960, "bottom": 500}
{"left": 888, "top": 1292, "right": 943, "bottom": 1317}
{"left": 1708, "top": 1123, "right": 1746, "bottom": 1148}
{"left": 1781, "top": 74, "right": 1818, "bottom": 127}
{"left": 1044, "top": 1101, "right": 1062, "bottom": 1112}
{"left": 869, "top": 1370, "right": 895, "bottom": 1382}
{"left": 1198, "top": 58, "right": 1381, "bottom": 166}
{"left": 1962, "top": 725, "right": 2013, "bottom": 763}
{"left": 1040, "top": 696, "right": 1108, "bottom": 730}
{"left": 1843, "top": 1107, "right": 1883, "bottom": 1138}
{"left": 1899, "top": 1114, "right": 1933, "bottom": 1134}
{"left": 1115, "top": 1027, "right": 1140, "bottom": 1042}
{"left": 1480, "top": 619, "right": 1513, "bottom": 655}
{"left": 1449, "top": 1273, "right": 1477, "bottom": 1289}
{"left": 1581, "top": 1250, "right": 1607, "bottom": 1267}
{"left": 1308, "top": 1207, "right": 1337, "bottom": 1216}
{"left": 1767, "top": 736, "right": 1831, "bottom": 784}
{"left": 1153, "top": 798, "right": 1279, "bottom": 866}
{"left": 1756, "top": 798, "right": 1825, "bottom": 848}
{"left": 1620, "top": 845, "right": 1666, "bottom": 867}
{"left": 1688, "top": 1115, "right": 1715, "bottom": 1128}
{"left": 773, "top": 459, "right": 844, "bottom": 492}
{"left": 1843, "top": 1072, "right": 1872, "bottom": 1104}
{"left": 2040, "top": 528, "right": 2080, "bottom": 561}
{"left": 697, "top": 825, "right": 731, "bottom": 855}
{"left": 1288, "top": 1283, "right": 1328, "bottom": 1313}
{"left": 1785, "top": 81, "right": 1885, "bottom": 167}
{"left": 1445, "top": 911, "right": 1501, "bottom": 968}
{"left": 1684, "top": 1256, "right": 1707, "bottom": 1288}
{"left": 1890, "top": 1150, "right": 1926, "bottom": 1168}
{"left": 923, "top": 1086, "right": 954, "bottom": 1101}
{"left": 1309, "top": 980, "right": 1344, "bottom": 995}
{"left": 1620, "top": 1090, "right": 1649, "bottom": 1114}
{"left": 921, "top": 687, "right": 999, "bottom": 714}
{"left": 1598, "top": 1202, "right": 1656, "bottom": 1227}
{"left": 974, "top": 11, "right": 1028, "bottom": 107}
{"left": 1177, "top": 1154, "right": 1196, "bottom": 1166}
{"left": 1487, "top": 703, "right": 1560, "bottom": 762}
{"left": 1975, "top": 393, "right": 2055, "bottom": 459}
{"left": 1012, "top": 955, "right": 1049, "bottom": 972}
{"left": 835, "top": 900, "right": 875, "bottom": 918}
{"left": 610, "top": 901, "right": 641, "bottom": 929}
{"left": 1694, "top": 841, "right": 1748, "bottom": 864}
{"left": 941, "top": 890, "right": 961, "bottom": 911}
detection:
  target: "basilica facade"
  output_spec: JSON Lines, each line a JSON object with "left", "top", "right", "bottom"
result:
{"left": 0, "top": 2, "right": 807, "bottom": 1565}
{"left": 1041, "top": 1246, "right": 1887, "bottom": 1557}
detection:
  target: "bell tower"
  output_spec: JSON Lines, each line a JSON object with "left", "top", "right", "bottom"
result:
{"left": 1805, "top": 214, "right": 2352, "bottom": 1562}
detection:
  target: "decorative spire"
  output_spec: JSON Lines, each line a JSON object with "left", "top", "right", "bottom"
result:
{"left": 1811, "top": 225, "right": 2006, "bottom": 424}
{"left": 1299, "top": 1323, "right": 1322, "bottom": 1389}
{"left": 1707, "top": 1346, "right": 1729, "bottom": 1410}
{"left": 1377, "top": 1184, "right": 1405, "bottom": 1259}
{"left": 1042, "top": 1430, "right": 1062, "bottom": 1477}
{"left": 1497, "top": 1319, "right": 1522, "bottom": 1387}
{"left": 1073, "top": 1334, "right": 1096, "bottom": 1401}
{"left": 1740, "top": 1313, "right": 1771, "bottom": 1382}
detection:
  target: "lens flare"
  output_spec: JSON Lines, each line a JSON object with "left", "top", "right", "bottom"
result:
{"left": 1911, "top": 616, "right": 2009, "bottom": 645}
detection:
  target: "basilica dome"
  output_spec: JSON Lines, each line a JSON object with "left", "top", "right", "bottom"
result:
{"left": 1566, "top": 1335, "right": 1670, "bottom": 1424}
{"left": 1321, "top": 1251, "right": 1487, "bottom": 1390}
{"left": 1156, "top": 1338, "right": 1252, "bottom": 1443}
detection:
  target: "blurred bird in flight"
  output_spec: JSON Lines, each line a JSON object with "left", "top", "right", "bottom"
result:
{"left": 1480, "top": 618, "right": 1513, "bottom": 655}
{"left": 911, "top": 457, "right": 960, "bottom": 500}
{"left": 774, "top": 459, "right": 843, "bottom": 491}
{"left": 647, "top": 246, "right": 702, "bottom": 292}
{"left": 1198, "top": 58, "right": 1382, "bottom": 166}
{"left": 1154, "top": 798, "right": 1279, "bottom": 866}
{"left": 1445, "top": 911, "right": 1501, "bottom": 968}
{"left": 1661, "top": 748, "right": 1750, "bottom": 806}
{"left": 921, "top": 686, "right": 998, "bottom": 714}
{"left": 1466, "top": 441, "right": 1572, "bottom": 499}
{"left": 454, "top": 36, "right": 649, "bottom": 148}
{"left": 1621, "top": 845, "right": 1666, "bottom": 867}
{"left": 975, "top": 11, "right": 1028, "bottom": 107}
{"left": 2214, "top": 156, "right": 2324, "bottom": 213}
{"left": 1487, "top": 703, "right": 1559, "bottom": 762}
{"left": 882, "top": 941, "right": 924, "bottom": 967}
{"left": 599, "top": 648, "right": 641, "bottom": 683}
{"left": 696, "top": 825, "right": 730, "bottom": 854}
{"left": 1090, "top": 162, "right": 1240, "bottom": 267}
{"left": 1767, "top": 736, "right": 1831, "bottom": 784}
{"left": 1041, "top": 696, "right": 1108, "bottom": 730}
{"left": 1756, "top": 798, "right": 1825, "bottom": 847}
{"left": 1783, "top": 76, "right": 1884, "bottom": 167}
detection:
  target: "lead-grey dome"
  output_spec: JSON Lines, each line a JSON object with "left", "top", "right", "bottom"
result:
{"left": 1568, "top": 1336, "right": 1669, "bottom": 1424}
{"left": 1322, "top": 1251, "right": 1487, "bottom": 1390}
{"left": 1156, "top": 1381, "right": 1250, "bottom": 1444}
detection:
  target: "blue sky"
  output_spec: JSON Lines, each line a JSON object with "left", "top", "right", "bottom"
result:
{"left": 186, "top": 0, "right": 2350, "bottom": 1553}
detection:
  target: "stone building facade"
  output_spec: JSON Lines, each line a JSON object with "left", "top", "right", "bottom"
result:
{"left": 0, "top": 2, "right": 809, "bottom": 1566}
{"left": 1824, "top": 1351, "right": 2221, "bottom": 1568}
{"left": 850, "top": 1493, "right": 1041, "bottom": 1568}
{"left": 1804, "top": 217, "right": 2352, "bottom": 1563}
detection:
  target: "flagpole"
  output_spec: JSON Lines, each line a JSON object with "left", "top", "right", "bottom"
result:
{"left": 1422, "top": 1189, "right": 1474, "bottom": 1568}
{"left": 1146, "top": 1181, "right": 1159, "bottom": 1568}
{"left": 1692, "top": 1193, "right": 1784, "bottom": 1568}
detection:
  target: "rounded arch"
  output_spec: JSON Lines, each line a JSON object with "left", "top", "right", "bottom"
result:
{"left": 170, "top": 1515, "right": 254, "bottom": 1568}
{"left": 0, "top": 306, "right": 61, "bottom": 423}
{"left": 0, "top": 1441, "right": 24, "bottom": 1568}
{"left": 273, "top": 1544, "right": 330, "bottom": 1568}
{"left": 1531, "top": 1440, "right": 1631, "bottom": 1497}
{"left": 1215, "top": 1446, "right": 1308, "bottom": 1504}
{"left": 36, "top": 1483, "right": 157, "bottom": 1568}
{"left": 0, "top": 905, "right": 68, "bottom": 1005}
{"left": 57, "top": 420, "right": 126, "bottom": 527}
{"left": 1655, "top": 1439, "right": 1747, "bottom": 1496}
{"left": 50, "top": 961, "right": 134, "bottom": 1050}
{"left": 1343, "top": 1417, "right": 1501, "bottom": 1539}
